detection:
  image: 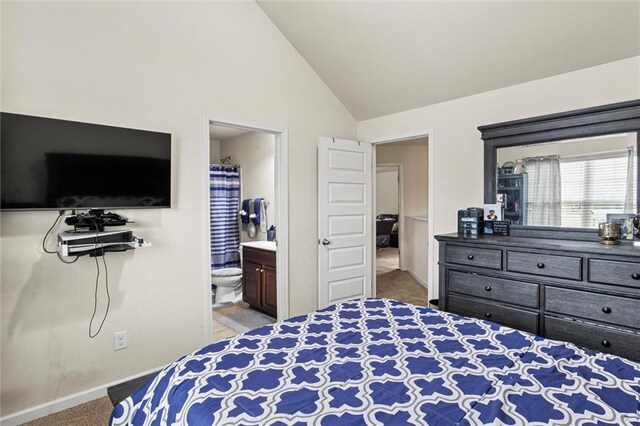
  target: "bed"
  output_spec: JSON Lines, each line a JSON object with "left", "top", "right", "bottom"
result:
{"left": 110, "top": 298, "right": 640, "bottom": 425}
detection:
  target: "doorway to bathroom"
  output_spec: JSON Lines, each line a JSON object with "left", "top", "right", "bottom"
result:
{"left": 202, "top": 116, "right": 289, "bottom": 345}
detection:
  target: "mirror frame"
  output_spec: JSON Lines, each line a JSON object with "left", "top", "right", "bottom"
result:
{"left": 479, "top": 99, "right": 640, "bottom": 240}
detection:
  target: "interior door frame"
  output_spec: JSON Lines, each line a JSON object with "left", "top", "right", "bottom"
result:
{"left": 368, "top": 129, "right": 434, "bottom": 300}
{"left": 375, "top": 163, "right": 405, "bottom": 271}
{"left": 202, "top": 114, "right": 289, "bottom": 345}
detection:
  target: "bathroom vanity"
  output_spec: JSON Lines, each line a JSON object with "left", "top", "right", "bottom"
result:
{"left": 241, "top": 242, "right": 277, "bottom": 317}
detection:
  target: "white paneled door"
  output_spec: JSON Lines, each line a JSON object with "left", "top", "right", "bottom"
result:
{"left": 318, "top": 137, "right": 372, "bottom": 309}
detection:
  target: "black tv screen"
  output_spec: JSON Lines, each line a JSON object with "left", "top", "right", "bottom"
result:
{"left": 1, "top": 113, "right": 171, "bottom": 211}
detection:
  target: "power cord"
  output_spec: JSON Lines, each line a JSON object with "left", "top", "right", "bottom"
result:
{"left": 43, "top": 210, "right": 80, "bottom": 263}
{"left": 89, "top": 218, "right": 110, "bottom": 338}
{"left": 42, "top": 211, "right": 63, "bottom": 254}
{"left": 43, "top": 210, "right": 110, "bottom": 337}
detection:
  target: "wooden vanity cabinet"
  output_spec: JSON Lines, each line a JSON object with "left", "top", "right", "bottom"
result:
{"left": 242, "top": 246, "right": 277, "bottom": 317}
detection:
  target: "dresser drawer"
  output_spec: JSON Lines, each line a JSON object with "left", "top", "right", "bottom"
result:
{"left": 445, "top": 245, "right": 502, "bottom": 270}
{"left": 545, "top": 315, "right": 640, "bottom": 361}
{"left": 448, "top": 294, "right": 538, "bottom": 334}
{"left": 449, "top": 271, "right": 539, "bottom": 308}
{"left": 545, "top": 287, "right": 640, "bottom": 329}
{"left": 589, "top": 259, "right": 640, "bottom": 289}
{"left": 507, "top": 251, "right": 582, "bottom": 280}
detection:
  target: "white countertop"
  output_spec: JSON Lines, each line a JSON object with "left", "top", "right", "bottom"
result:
{"left": 240, "top": 241, "right": 277, "bottom": 252}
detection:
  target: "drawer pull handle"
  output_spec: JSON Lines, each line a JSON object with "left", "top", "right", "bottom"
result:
{"left": 632, "top": 273, "right": 640, "bottom": 280}
{"left": 484, "top": 286, "right": 492, "bottom": 292}
{"left": 467, "top": 254, "right": 474, "bottom": 260}
{"left": 602, "top": 306, "right": 612, "bottom": 314}
{"left": 536, "top": 262, "right": 545, "bottom": 269}
{"left": 601, "top": 340, "right": 611, "bottom": 348}
{"left": 484, "top": 312, "right": 492, "bottom": 319}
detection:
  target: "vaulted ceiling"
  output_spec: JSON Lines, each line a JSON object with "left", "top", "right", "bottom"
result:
{"left": 258, "top": 1, "right": 640, "bottom": 121}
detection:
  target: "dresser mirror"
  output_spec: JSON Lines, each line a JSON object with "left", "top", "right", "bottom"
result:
{"left": 480, "top": 100, "right": 640, "bottom": 239}
{"left": 496, "top": 132, "right": 637, "bottom": 228}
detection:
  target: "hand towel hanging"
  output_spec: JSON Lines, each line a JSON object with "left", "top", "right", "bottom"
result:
{"left": 240, "top": 199, "right": 251, "bottom": 224}
{"left": 259, "top": 199, "right": 268, "bottom": 233}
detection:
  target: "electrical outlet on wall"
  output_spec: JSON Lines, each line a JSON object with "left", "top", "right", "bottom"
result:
{"left": 115, "top": 331, "right": 128, "bottom": 351}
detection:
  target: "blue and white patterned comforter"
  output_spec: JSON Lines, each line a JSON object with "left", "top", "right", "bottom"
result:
{"left": 111, "top": 298, "right": 640, "bottom": 425}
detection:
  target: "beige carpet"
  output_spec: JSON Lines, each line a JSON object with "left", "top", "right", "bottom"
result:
{"left": 376, "top": 247, "right": 428, "bottom": 306}
{"left": 23, "top": 396, "right": 113, "bottom": 425}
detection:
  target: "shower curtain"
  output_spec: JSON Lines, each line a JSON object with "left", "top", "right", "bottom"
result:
{"left": 210, "top": 165, "right": 241, "bottom": 269}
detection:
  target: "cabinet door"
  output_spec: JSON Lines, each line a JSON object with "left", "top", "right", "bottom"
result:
{"left": 243, "top": 260, "right": 262, "bottom": 308}
{"left": 262, "top": 265, "right": 278, "bottom": 317}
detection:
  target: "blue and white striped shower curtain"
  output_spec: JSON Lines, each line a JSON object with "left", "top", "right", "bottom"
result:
{"left": 210, "top": 166, "right": 241, "bottom": 269}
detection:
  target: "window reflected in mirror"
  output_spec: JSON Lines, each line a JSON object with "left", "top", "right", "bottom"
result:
{"left": 496, "top": 133, "right": 637, "bottom": 228}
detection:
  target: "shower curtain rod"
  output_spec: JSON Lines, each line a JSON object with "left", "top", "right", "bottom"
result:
{"left": 211, "top": 163, "right": 241, "bottom": 168}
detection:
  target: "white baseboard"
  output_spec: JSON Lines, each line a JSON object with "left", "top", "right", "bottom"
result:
{"left": 406, "top": 267, "right": 428, "bottom": 289}
{"left": 0, "top": 366, "right": 163, "bottom": 426}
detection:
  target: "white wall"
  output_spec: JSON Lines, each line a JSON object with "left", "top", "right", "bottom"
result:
{"left": 0, "top": 2, "right": 356, "bottom": 419}
{"left": 405, "top": 217, "right": 429, "bottom": 288}
{"left": 210, "top": 139, "right": 221, "bottom": 164}
{"left": 376, "top": 168, "right": 399, "bottom": 216}
{"left": 358, "top": 56, "right": 640, "bottom": 296}
{"left": 376, "top": 145, "right": 428, "bottom": 216}
{"left": 219, "top": 132, "right": 275, "bottom": 243}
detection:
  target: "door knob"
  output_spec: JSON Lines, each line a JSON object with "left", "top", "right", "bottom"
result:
{"left": 321, "top": 239, "right": 331, "bottom": 246}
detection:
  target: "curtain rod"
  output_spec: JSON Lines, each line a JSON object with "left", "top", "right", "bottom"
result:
{"left": 211, "top": 163, "right": 241, "bottom": 168}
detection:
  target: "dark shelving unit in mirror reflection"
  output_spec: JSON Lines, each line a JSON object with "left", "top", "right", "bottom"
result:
{"left": 497, "top": 173, "right": 528, "bottom": 225}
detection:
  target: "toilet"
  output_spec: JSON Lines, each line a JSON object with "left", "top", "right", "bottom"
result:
{"left": 211, "top": 267, "right": 243, "bottom": 305}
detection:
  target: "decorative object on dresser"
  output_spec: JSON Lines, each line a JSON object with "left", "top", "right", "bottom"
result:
{"left": 457, "top": 207, "right": 484, "bottom": 236}
{"left": 598, "top": 222, "right": 621, "bottom": 245}
{"left": 242, "top": 245, "right": 277, "bottom": 317}
{"left": 435, "top": 233, "right": 640, "bottom": 361}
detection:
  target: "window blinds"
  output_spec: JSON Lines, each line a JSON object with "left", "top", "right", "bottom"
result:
{"left": 560, "top": 150, "right": 636, "bottom": 228}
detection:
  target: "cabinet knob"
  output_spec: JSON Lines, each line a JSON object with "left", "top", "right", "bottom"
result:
{"left": 467, "top": 254, "right": 474, "bottom": 260}
{"left": 255, "top": 268, "right": 261, "bottom": 272}
{"left": 536, "top": 262, "right": 545, "bottom": 269}
{"left": 484, "top": 286, "right": 492, "bottom": 292}
{"left": 601, "top": 340, "right": 611, "bottom": 348}
{"left": 602, "top": 306, "right": 612, "bottom": 314}
{"left": 484, "top": 312, "right": 492, "bottom": 319}
{"left": 632, "top": 273, "right": 640, "bottom": 280}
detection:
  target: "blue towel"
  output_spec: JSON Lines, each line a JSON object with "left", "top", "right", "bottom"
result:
{"left": 241, "top": 199, "right": 250, "bottom": 224}
{"left": 252, "top": 198, "right": 263, "bottom": 225}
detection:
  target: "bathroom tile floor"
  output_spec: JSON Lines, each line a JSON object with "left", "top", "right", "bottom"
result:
{"left": 211, "top": 301, "right": 276, "bottom": 341}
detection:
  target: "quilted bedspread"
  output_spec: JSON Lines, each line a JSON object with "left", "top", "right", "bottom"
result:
{"left": 110, "top": 298, "right": 640, "bottom": 425}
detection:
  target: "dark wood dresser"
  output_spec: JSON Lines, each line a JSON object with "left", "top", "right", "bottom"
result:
{"left": 435, "top": 233, "right": 640, "bottom": 361}
{"left": 242, "top": 246, "right": 277, "bottom": 317}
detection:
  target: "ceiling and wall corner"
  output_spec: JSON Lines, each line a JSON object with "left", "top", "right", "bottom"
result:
{"left": 258, "top": 1, "right": 640, "bottom": 121}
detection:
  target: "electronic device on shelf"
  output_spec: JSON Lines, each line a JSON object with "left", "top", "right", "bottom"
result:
{"left": 58, "top": 230, "right": 150, "bottom": 257}
{"left": 65, "top": 209, "right": 130, "bottom": 231}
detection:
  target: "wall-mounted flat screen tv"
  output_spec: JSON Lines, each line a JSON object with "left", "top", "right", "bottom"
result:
{"left": 1, "top": 113, "right": 172, "bottom": 211}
